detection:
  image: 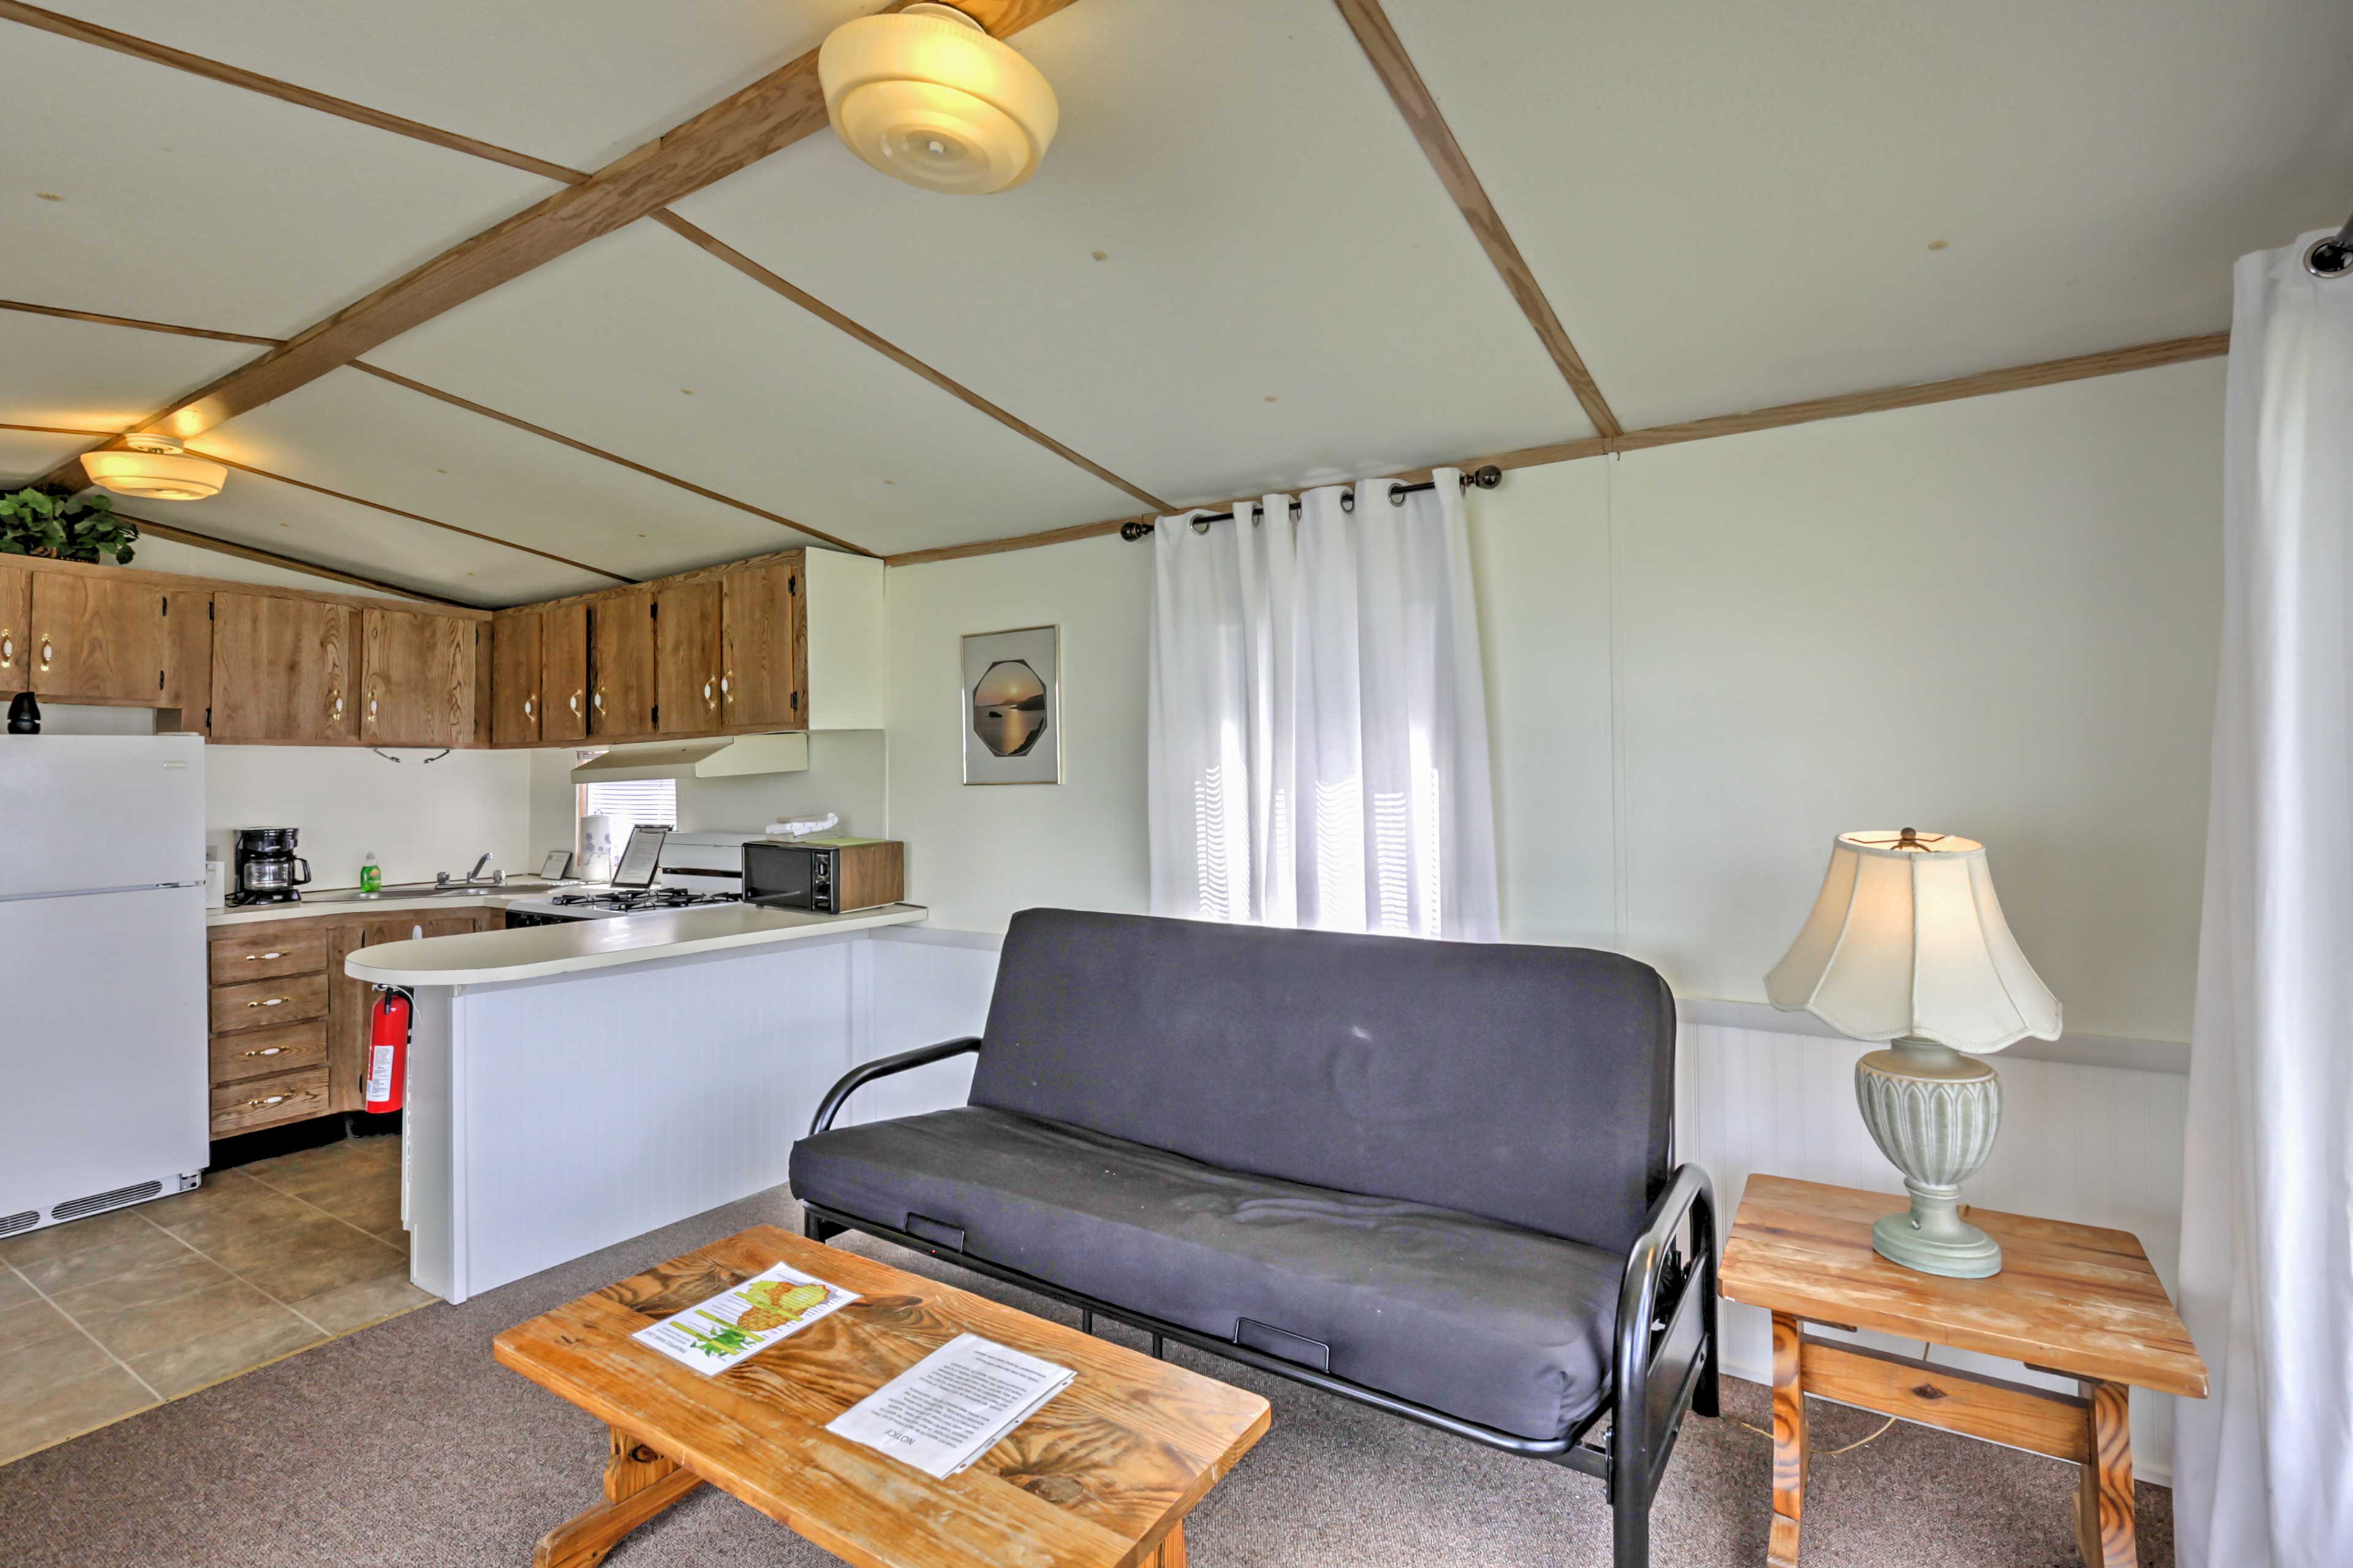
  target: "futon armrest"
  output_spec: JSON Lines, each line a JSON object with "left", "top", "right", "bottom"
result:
{"left": 807, "top": 1036, "right": 982, "bottom": 1137}
{"left": 1610, "top": 1164, "right": 1720, "bottom": 1501}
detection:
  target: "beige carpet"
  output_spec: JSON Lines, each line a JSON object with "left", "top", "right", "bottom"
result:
{"left": 0, "top": 1183, "right": 2172, "bottom": 1567}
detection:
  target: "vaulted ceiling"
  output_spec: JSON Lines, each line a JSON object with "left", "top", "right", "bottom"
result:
{"left": 5, "top": 0, "right": 2348, "bottom": 605}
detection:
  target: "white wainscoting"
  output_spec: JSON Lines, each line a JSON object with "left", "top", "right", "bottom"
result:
{"left": 857, "top": 926, "right": 2192, "bottom": 1481}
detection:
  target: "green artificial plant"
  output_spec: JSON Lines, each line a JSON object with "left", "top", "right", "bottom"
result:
{"left": 0, "top": 487, "right": 139, "bottom": 564}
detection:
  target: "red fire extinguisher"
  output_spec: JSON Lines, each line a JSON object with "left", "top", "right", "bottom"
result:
{"left": 363, "top": 985, "right": 412, "bottom": 1113}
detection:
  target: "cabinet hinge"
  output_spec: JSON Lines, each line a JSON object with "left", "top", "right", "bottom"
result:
{"left": 208, "top": 601, "right": 215, "bottom": 620}
{"left": 158, "top": 670, "right": 165, "bottom": 691}
{"left": 650, "top": 602, "right": 658, "bottom": 619}
{"left": 205, "top": 706, "right": 212, "bottom": 726}
{"left": 790, "top": 691, "right": 800, "bottom": 713}
{"left": 788, "top": 575, "right": 797, "bottom": 594}
{"left": 651, "top": 703, "right": 659, "bottom": 723}
{"left": 159, "top": 596, "right": 169, "bottom": 616}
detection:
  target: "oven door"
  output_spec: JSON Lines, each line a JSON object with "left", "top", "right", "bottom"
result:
{"left": 741, "top": 841, "right": 817, "bottom": 910}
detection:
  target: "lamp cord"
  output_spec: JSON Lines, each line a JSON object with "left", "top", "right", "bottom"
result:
{"left": 1721, "top": 1341, "right": 1931, "bottom": 1457}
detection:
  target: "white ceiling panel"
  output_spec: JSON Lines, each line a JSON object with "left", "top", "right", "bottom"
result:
{"left": 0, "top": 312, "right": 257, "bottom": 431}
{"left": 199, "top": 366, "right": 827, "bottom": 578}
{"left": 1384, "top": 0, "right": 2353, "bottom": 430}
{"left": 671, "top": 0, "right": 1588, "bottom": 509}
{"left": 35, "top": 1, "right": 876, "bottom": 173}
{"left": 119, "top": 469, "right": 611, "bottom": 607}
{"left": 0, "top": 429, "right": 92, "bottom": 487}
{"left": 363, "top": 219, "right": 1144, "bottom": 556}
{"left": 2, "top": 26, "right": 557, "bottom": 338}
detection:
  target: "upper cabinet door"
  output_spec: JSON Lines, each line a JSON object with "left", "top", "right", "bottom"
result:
{"left": 653, "top": 579, "right": 722, "bottom": 735}
{"left": 721, "top": 556, "right": 803, "bottom": 730}
{"left": 490, "top": 610, "right": 542, "bottom": 748}
{"left": 362, "top": 608, "right": 475, "bottom": 748}
{"left": 0, "top": 565, "right": 28, "bottom": 689}
{"left": 588, "top": 589, "right": 655, "bottom": 737}
{"left": 29, "top": 572, "right": 167, "bottom": 703}
{"left": 158, "top": 587, "right": 211, "bottom": 720}
{"left": 540, "top": 602, "right": 589, "bottom": 743}
{"left": 212, "top": 593, "right": 358, "bottom": 743}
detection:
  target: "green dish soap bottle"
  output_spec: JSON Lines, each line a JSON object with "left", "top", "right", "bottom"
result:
{"left": 360, "top": 853, "right": 382, "bottom": 895}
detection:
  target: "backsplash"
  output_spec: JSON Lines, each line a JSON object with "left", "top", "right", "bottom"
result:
{"left": 205, "top": 744, "right": 533, "bottom": 892}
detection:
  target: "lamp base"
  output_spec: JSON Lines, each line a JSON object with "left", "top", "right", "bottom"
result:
{"left": 1854, "top": 1039, "right": 2004, "bottom": 1279}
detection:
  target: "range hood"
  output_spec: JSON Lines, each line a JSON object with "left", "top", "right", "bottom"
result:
{"left": 569, "top": 732, "right": 811, "bottom": 782}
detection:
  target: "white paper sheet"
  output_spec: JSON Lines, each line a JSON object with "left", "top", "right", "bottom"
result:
{"left": 825, "top": 1333, "right": 1075, "bottom": 1479}
{"left": 631, "top": 1262, "right": 858, "bottom": 1375}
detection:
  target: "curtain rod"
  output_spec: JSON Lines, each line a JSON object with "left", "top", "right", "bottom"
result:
{"left": 1119, "top": 464, "right": 1503, "bottom": 540}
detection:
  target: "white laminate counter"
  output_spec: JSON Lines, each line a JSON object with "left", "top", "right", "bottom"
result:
{"left": 343, "top": 902, "right": 930, "bottom": 986}
{"left": 207, "top": 882, "right": 571, "bottom": 928}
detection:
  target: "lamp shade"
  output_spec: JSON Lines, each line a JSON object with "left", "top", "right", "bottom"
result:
{"left": 819, "top": 4, "right": 1058, "bottom": 195}
{"left": 80, "top": 436, "right": 225, "bottom": 501}
{"left": 1765, "top": 829, "right": 2060, "bottom": 1052}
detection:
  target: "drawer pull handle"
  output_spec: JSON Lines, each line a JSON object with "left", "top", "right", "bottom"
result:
{"left": 246, "top": 996, "right": 289, "bottom": 1008}
{"left": 1, "top": 627, "right": 13, "bottom": 667}
{"left": 242, "top": 1045, "right": 287, "bottom": 1058}
{"left": 243, "top": 1094, "right": 290, "bottom": 1109}
{"left": 569, "top": 690, "right": 582, "bottom": 715}
{"left": 39, "top": 636, "right": 55, "bottom": 670}
{"left": 245, "top": 950, "right": 287, "bottom": 961}
{"left": 524, "top": 694, "right": 536, "bottom": 719}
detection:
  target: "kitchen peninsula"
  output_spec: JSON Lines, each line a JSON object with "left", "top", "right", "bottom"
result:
{"left": 346, "top": 903, "right": 933, "bottom": 1302}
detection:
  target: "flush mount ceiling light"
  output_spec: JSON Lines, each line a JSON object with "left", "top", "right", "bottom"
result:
{"left": 80, "top": 434, "right": 227, "bottom": 501}
{"left": 818, "top": 2, "right": 1059, "bottom": 195}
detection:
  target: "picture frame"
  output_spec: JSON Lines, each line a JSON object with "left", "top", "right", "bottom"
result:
{"left": 961, "top": 624, "right": 1061, "bottom": 785}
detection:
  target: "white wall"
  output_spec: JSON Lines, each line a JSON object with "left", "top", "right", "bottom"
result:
{"left": 884, "top": 358, "right": 2222, "bottom": 1044}
{"left": 206, "top": 743, "right": 532, "bottom": 891}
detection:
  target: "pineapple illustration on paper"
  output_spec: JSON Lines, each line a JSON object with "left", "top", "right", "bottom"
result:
{"left": 736, "top": 1279, "right": 828, "bottom": 1333}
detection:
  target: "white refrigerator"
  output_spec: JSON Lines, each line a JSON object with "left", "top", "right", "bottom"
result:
{"left": 1, "top": 733, "right": 210, "bottom": 1238}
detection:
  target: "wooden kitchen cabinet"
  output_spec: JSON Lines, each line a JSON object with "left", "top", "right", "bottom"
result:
{"left": 490, "top": 608, "right": 542, "bottom": 747}
{"left": 362, "top": 607, "right": 476, "bottom": 748}
{"left": 212, "top": 592, "right": 359, "bottom": 743}
{"left": 588, "top": 588, "right": 656, "bottom": 737}
{"left": 721, "top": 558, "right": 803, "bottom": 729}
{"left": 541, "top": 602, "right": 589, "bottom": 743}
{"left": 159, "top": 585, "right": 211, "bottom": 719}
{"left": 326, "top": 907, "right": 501, "bottom": 1112}
{"left": 654, "top": 578, "right": 722, "bottom": 735}
{"left": 28, "top": 570, "right": 167, "bottom": 704}
{"left": 0, "top": 564, "right": 30, "bottom": 687}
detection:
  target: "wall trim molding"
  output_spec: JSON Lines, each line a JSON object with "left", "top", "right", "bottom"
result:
{"left": 1675, "top": 996, "right": 2189, "bottom": 1076}
{"left": 887, "top": 922, "right": 2190, "bottom": 1075}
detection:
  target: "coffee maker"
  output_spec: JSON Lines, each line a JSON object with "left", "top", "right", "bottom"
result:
{"left": 229, "top": 827, "right": 311, "bottom": 906}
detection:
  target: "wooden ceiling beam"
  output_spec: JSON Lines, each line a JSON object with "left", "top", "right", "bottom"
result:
{"left": 0, "top": 297, "right": 281, "bottom": 347}
{"left": 1331, "top": 0, "right": 1622, "bottom": 439}
{"left": 69, "top": 0, "right": 1083, "bottom": 455}
{"left": 882, "top": 331, "right": 2231, "bottom": 566}
{"left": 0, "top": 1, "right": 587, "bottom": 186}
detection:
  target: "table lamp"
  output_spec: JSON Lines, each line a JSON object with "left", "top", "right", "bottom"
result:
{"left": 1765, "top": 828, "right": 2061, "bottom": 1278}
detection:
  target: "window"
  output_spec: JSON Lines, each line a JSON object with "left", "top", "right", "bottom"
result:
{"left": 576, "top": 779, "right": 677, "bottom": 849}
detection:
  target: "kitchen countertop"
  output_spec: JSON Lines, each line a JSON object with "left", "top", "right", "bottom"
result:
{"left": 342, "top": 902, "right": 929, "bottom": 986}
{"left": 207, "top": 881, "right": 573, "bottom": 927}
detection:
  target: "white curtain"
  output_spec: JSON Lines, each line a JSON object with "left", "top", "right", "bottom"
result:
{"left": 1146, "top": 469, "right": 1498, "bottom": 939}
{"left": 2175, "top": 230, "right": 2353, "bottom": 1568}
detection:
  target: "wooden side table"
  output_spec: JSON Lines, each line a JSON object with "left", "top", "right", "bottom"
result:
{"left": 1718, "top": 1176, "right": 2207, "bottom": 1568}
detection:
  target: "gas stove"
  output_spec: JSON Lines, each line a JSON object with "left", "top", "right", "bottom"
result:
{"left": 502, "top": 831, "right": 761, "bottom": 928}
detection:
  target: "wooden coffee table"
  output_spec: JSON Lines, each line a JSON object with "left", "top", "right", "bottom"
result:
{"left": 494, "top": 1227, "right": 1271, "bottom": 1568}
{"left": 1718, "top": 1176, "right": 2207, "bottom": 1568}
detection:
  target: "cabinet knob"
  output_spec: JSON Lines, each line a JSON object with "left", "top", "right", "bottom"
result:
{"left": 593, "top": 689, "right": 604, "bottom": 711}
{"left": 367, "top": 695, "right": 379, "bottom": 721}
{"left": 702, "top": 678, "right": 715, "bottom": 705}
{"left": 0, "top": 627, "right": 13, "bottom": 667}
{"left": 720, "top": 671, "right": 732, "bottom": 697}
{"left": 569, "top": 690, "right": 582, "bottom": 715}
{"left": 524, "top": 694, "right": 536, "bottom": 719}
{"left": 330, "top": 691, "right": 345, "bottom": 719}
{"left": 39, "top": 636, "right": 54, "bottom": 670}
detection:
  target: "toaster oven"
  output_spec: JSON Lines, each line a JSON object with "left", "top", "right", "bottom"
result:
{"left": 741, "top": 837, "right": 904, "bottom": 915}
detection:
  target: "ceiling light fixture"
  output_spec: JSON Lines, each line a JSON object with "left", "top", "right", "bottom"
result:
{"left": 818, "top": 2, "right": 1059, "bottom": 195}
{"left": 80, "top": 434, "right": 227, "bottom": 501}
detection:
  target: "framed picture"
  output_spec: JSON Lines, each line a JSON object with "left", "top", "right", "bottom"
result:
{"left": 961, "top": 624, "right": 1060, "bottom": 785}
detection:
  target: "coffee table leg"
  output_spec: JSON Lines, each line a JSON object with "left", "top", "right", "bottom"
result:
{"left": 1768, "top": 1312, "right": 1808, "bottom": 1567}
{"left": 2074, "top": 1381, "right": 2135, "bottom": 1568}
{"left": 532, "top": 1428, "right": 703, "bottom": 1568}
{"left": 1142, "top": 1521, "right": 1188, "bottom": 1568}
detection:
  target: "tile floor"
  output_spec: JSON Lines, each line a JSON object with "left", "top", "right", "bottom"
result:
{"left": 0, "top": 1135, "right": 434, "bottom": 1466}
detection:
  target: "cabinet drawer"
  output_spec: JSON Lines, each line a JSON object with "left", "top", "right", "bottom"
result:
{"left": 208, "top": 1020, "right": 328, "bottom": 1086}
{"left": 210, "top": 1066, "right": 330, "bottom": 1136}
{"left": 208, "top": 929, "right": 328, "bottom": 983}
{"left": 210, "top": 972, "right": 329, "bottom": 1034}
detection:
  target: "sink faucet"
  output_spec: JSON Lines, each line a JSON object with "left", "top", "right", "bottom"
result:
{"left": 435, "top": 855, "right": 505, "bottom": 889}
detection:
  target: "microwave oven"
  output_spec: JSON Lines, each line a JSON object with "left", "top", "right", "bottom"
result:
{"left": 741, "top": 837, "right": 904, "bottom": 914}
